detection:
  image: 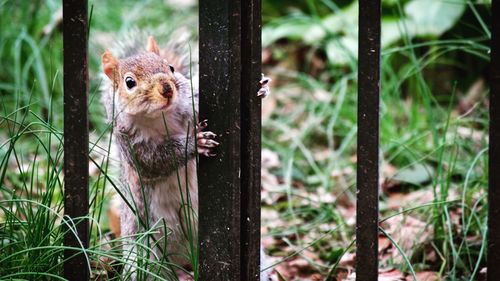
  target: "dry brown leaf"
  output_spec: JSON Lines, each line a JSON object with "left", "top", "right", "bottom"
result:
{"left": 338, "top": 252, "right": 356, "bottom": 268}
{"left": 262, "top": 148, "right": 281, "bottom": 169}
{"left": 308, "top": 187, "right": 337, "bottom": 204}
{"left": 263, "top": 95, "right": 278, "bottom": 121}
{"left": 330, "top": 167, "right": 354, "bottom": 179}
{"left": 310, "top": 273, "right": 324, "bottom": 281}
{"left": 379, "top": 235, "right": 392, "bottom": 253}
{"left": 386, "top": 186, "right": 459, "bottom": 210}
{"left": 341, "top": 269, "right": 408, "bottom": 281}
{"left": 383, "top": 215, "right": 432, "bottom": 264}
{"left": 289, "top": 258, "right": 320, "bottom": 276}
{"left": 379, "top": 268, "right": 405, "bottom": 281}
{"left": 457, "top": 78, "right": 486, "bottom": 114}
{"left": 405, "top": 271, "right": 440, "bottom": 281}
{"left": 273, "top": 258, "right": 299, "bottom": 280}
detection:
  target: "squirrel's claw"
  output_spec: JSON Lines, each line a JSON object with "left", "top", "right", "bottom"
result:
{"left": 198, "top": 138, "right": 219, "bottom": 148}
{"left": 197, "top": 120, "right": 219, "bottom": 157}
{"left": 197, "top": 119, "right": 208, "bottom": 131}
{"left": 197, "top": 131, "right": 217, "bottom": 140}
{"left": 198, "top": 148, "right": 217, "bottom": 157}
{"left": 257, "top": 74, "right": 272, "bottom": 98}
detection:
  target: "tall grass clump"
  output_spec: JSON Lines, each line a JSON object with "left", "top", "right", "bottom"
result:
{"left": 1, "top": 0, "right": 199, "bottom": 280}
{"left": 0, "top": 0, "right": 65, "bottom": 278}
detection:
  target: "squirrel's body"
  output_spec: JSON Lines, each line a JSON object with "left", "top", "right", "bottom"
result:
{"left": 101, "top": 36, "right": 271, "bottom": 280}
{"left": 101, "top": 37, "right": 208, "bottom": 279}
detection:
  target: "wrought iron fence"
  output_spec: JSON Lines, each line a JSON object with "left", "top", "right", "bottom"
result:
{"left": 61, "top": 0, "right": 498, "bottom": 280}
{"left": 63, "top": 1, "right": 89, "bottom": 280}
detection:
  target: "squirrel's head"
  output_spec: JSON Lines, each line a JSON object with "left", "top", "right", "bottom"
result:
{"left": 101, "top": 36, "right": 178, "bottom": 118}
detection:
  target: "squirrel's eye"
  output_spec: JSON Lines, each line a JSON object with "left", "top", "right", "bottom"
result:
{"left": 168, "top": 64, "right": 175, "bottom": 73}
{"left": 125, "top": 77, "right": 137, "bottom": 89}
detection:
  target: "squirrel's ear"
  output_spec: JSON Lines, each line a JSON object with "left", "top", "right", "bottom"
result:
{"left": 146, "top": 36, "right": 160, "bottom": 55}
{"left": 102, "top": 50, "right": 119, "bottom": 82}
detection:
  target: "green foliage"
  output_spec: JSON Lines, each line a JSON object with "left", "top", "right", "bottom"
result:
{"left": 1, "top": 0, "right": 198, "bottom": 280}
{"left": 264, "top": 0, "right": 469, "bottom": 65}
{"left": 261, "top": 0, "right": 490, "bottom": 279}
{"left": 0, "top": 0, "right": 494, "bottom": 279}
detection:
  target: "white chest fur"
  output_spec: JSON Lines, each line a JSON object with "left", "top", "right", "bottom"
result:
{"left": 147, "top": 159, "right": 198, "bottom": 257}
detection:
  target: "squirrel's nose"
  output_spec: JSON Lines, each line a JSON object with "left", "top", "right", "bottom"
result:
{"left": 161, "top": 83, "right": 173, "bottom": 98}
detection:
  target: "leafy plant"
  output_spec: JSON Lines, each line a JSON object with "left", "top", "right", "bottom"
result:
{"left": 263, "top": 0, "right": 468, "bottom": 65}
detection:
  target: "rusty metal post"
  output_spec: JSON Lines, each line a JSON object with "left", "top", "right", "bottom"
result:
{"left": 63, "top": 0, "right": 89, "bottom": 280}
{"left": 356, "top": 0, "right": 381, "bottom": 280}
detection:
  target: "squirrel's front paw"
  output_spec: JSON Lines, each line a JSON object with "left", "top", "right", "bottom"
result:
{"left": 197, "top": 120, "right": 219, "bottom": 157}
{"left": 257, "top": 74, "right": 272, "bottom": 98}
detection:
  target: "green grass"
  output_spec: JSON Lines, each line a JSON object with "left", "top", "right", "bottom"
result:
{"left": 0, "top": 0, "right": 493, "bottom": 280}
{"left": 1, "top": 0, "right": 198, "bottom": 280}
{"left": 261, "top": 0, "right": 490, "bottom": 279}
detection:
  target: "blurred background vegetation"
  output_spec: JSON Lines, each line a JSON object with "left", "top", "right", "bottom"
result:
{"left": 0, "top": 0, "right": 492, "bottom": 280}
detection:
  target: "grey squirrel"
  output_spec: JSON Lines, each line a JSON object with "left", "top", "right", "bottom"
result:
{"left": 101, "top": 36, "right": 271, "bottom": 280}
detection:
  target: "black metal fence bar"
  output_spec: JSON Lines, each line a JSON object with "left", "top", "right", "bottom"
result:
{"left": 356, "top": 0, "right": 381, "bottom": 280}
{"left": 62, "top": 1, "right": 89, "bottom": 280}
{"left": 489, "top": 2, "right": 500, "bottom": 280}
{"left": 199, "top": 0, "right": 262, "bottom": 279}
{"left": 240, "top": 0, "right": 263, "bottom": 280}
{"left": 199, "top": 0, "right": 244, "bottom": 280}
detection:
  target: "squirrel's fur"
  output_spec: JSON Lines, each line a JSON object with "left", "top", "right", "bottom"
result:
{"left": 101, "top": 35, "right": 200, "bottom": 279}
{"left": 101, "top": 34, "right": 271, "bottom": 280}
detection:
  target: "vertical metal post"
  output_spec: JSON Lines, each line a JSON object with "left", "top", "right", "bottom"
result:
{"left": 489, "top": 1, "right": 500, "bottom": 280}
{"left": 63, "top": 1, "right": 89, "bottom": 280}
{"left": 199, "top": 0, "right": 262, "bottom": 280}
{"left": 356, "top": 0, "right": 381, "bottom": 280}
{"left": 199, "top": 1, "right": 243, "bottom": 280}
{"left": 241, "top": 0, "right": 262, "bottom": 280}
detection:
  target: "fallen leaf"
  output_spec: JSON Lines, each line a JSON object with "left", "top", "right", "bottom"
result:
{"left": 406, "top": 271, "right": 440, "bottom": 281}
{"left": 338, "top": 252, "right": 355, "bottom": 268}
{"left": 391, "top": 163, "right": 435, "bottom": 187}
{"left": 379, "top": 235, "right": 391, "bottom": 253}
{"left": 382, "top": 215, "right": 433, "bottom": 264}
{"left": 262, "top": 149, "right": 281, "bottom": 169}
{"left": 289, "top": 258, "right": 320, "bottom": 276}
{"left": 379, "top": 268, "right": 405, "bottom": 281}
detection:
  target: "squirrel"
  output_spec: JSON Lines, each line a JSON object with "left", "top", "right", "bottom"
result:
{"left": 101, "top": 36, "right": 271, "bottom": 280}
